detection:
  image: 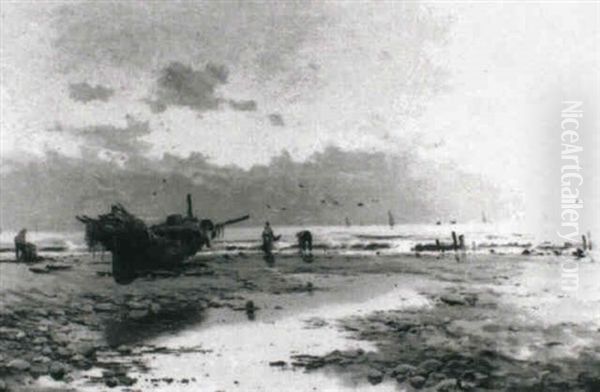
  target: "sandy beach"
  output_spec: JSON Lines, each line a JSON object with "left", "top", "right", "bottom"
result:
{"left": 1, "top": 249, "right": 599, "bottom": 392}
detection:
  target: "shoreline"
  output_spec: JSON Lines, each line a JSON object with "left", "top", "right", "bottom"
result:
{"left": 1, "top": 252, "right": 599, "bottom": 391}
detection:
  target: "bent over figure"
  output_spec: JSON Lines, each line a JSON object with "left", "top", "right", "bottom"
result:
{"left": 296, "top": 230, "right": 313, "bottom": 256}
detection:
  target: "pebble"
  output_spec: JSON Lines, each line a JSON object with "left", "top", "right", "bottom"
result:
{"left": 440, "top": 294, "right": 467, "bottom": 306}
{"left": 127, "top": 301, "right": 148, "bottom": 310}
{"left": 117, "top": 345, "right": 132, "bottom": 354}
{"left": 94, "top": 303, "right": 114, "bottom": 312}
{"left": 49, "top": 362, "right": 67, "bottom": 380}
{"left": 8, "top": 358, "right": 31, "bottom": 371}
{"left": 105, "top": 377, "right": 118, "bottom": 388}
{"left": 149, "top": 302, "right": 161, "bottom": 314}
{"left": 118, "top": 375, "right": 137, "bottom": 386}
{"left": 418, "top": 358, "right": 443, "bottom": 374}
{"left": 409, "top": 375, "right": 427, "bottom": 389}
{"left": 433, "top": 378, "right": 459, "bottom": 391}
{"left": 367, "top": 369, "right": 384, "bottom": 385}
{"left": 128, "top": 309, "right": 149, "bottom": 320}
{"left": 69, "top": 342, "right": 96, "bottom": 358}
{"left": 33, "top": 355, "right": 51, "bottom": 364}
{"left": 391, "top": 363, "right": 416, "bottom": 381}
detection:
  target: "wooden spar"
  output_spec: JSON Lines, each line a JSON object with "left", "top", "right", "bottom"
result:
{"left": 219, "top": 214, "right": 250, "bottom": 226}
{"left": 451, "top": 231, "right": 458, "bottom": 251}
{"left": 186, "top": 193, "right": 193, "bottom": 218}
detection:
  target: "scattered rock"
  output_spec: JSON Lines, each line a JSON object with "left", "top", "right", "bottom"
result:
{"left": 409, "top": 375, "right": 427, "bottom": 389}
{"left": 29, "top": 266, "right": 50, "bottom": 274}
{"left": 118, "top": 375, "right": 137, "bottom": 386}
{"left": 33, "top": 355, "right": 51, "bottom": 364}
{"left": 391, "top": 363, "right": 416, "bottom": 381}
{"left": 440, "top": 294, "right": 467, "bottom": 306}
{"left": 94, "top": 303, "right": 114, "bottom": 312}
{"left": 8, "top": 358, "right": 31, "bottom": 371}
{"left": 128, "top": 309, "right": 149, "bottom": 320}
{"left": 367, "top": 369, "right": 384, "bottom": 385}
{"left": 105, "top": 377, "right": 118, "bottom": 388}
{"left": 117, "top": 345, "right": 132, "bottom": 355}
{"left": 127, "top": 301, "right": 147, "bottom": 310}
{"left": 418, "top": 358, "right": 443, "bottom": 374}
{"left": 49, "top": 362, "right": 67, "bottom": 380}
{"left": 69, "top": 342, "right": 96, "bottom": 358}
{"left": 578, "top": 371, "right": 600, "bottom": 390}
{"left": 433, "top": 378, "right": 459, "bottom": 391}
{"left": 149, "top": 302, "right": 161, "bottom": 314}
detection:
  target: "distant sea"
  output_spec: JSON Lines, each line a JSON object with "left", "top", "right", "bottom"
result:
{"left": 0, "top": 222, "right": 539, "bottom": 260}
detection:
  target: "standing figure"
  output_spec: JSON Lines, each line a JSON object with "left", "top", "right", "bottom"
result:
{"left": 262, "top": 222, "right": 277, "bottom": 266}
{"left": 262, "top": 222, "right": 275, "bottom": 255}
{"left": 14, "top": 228, "right": 36, "bottom": 262}
{"left": 14, "top": 228, "right": 27, "bottom": 260}
{"left": 296, "top": 230, "right": 313, "bottom": 257}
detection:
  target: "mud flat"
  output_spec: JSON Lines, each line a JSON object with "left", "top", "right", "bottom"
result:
{"left": 1, "top": 251, "right": 599, "bottom": 391}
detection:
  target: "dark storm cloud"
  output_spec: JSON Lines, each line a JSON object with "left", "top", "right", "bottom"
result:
{"left": 0, "top": 146, "right": 509, "bottom": 230}
{"left": 228, "top": 99, "right": 258, "bottom": 112}
{"left": 268, "top": 113, "right": 285, "bottom": 127}
{"left": 68, "top": 82, "right": 114, "bottom": 103}
{"left": 148, "top": 62, "right": 229, "bottom": 113}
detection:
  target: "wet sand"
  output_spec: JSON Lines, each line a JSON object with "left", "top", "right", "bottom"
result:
{"left": 1, "top": 251, "right": 599, "bottom": 391}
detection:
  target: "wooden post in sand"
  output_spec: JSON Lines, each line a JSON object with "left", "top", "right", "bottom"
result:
{"left": 435, "top": 239, "right": 441, "bottom": 252}
{"left": 451, "top": 231, "right": 459, "bottom": 261}
{"left": 451, "top": 231, "right": 458, "bottom": 251}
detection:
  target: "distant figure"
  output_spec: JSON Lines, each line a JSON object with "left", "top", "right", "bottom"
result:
{"left": 14, "top": 228, "right": 37, "bottom": 262}
{"left": 388, "top": 210, "right": 395, "bottom": 228}
{"left": 262, "top": 222, "right": 276, "bottom": 255}
{"left": 14, "top": 228, "right": 27, "bottom": 260}
{"left": 296, "top": 230, "right": 313, "bottom": 257}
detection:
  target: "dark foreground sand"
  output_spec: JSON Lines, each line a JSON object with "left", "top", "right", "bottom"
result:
{"left": 1, "top": 251, "right": 599, "bottom": 391}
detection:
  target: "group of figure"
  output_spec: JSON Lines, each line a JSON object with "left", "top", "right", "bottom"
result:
{"left": 261, "top": 222, "right": 313, "bottom": 265}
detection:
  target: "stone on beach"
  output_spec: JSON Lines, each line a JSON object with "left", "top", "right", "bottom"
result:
{"left": 49, "top": 362, "right": 67, "bottom": 380}
{"left": 8, "top": 359, "right": 31, "bottom": 371}
{"left": 367, "top": 368, "right": 384, "bottom": 385}
{"left": 440, "top": 294, "right": 467, "bottom": 306}
{"left": 391, "top": 363, "right": 417, "bottom": 381}
{"left": 409, "top": 375, "right": 427, "bottom": 388}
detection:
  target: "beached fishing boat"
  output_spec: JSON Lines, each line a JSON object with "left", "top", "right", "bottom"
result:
{"left": 77, "top": 194, "right": 248, "bottom": 284}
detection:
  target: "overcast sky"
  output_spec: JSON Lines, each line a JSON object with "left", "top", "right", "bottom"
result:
{"left": 1, "top": 1, "right": 598, "bottom": 234}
